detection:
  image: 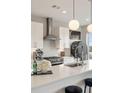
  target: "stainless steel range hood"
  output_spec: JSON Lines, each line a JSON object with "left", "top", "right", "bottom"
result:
{"left": 45, "top": 18, "right": 57, "bottom": 40}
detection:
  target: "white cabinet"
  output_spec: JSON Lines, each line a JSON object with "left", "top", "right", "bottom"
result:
{"left": 31, "top": 21, "right": 43, "bottom": 49}
{"left": 59, "top": 27, "right": 70, "bottom": 49}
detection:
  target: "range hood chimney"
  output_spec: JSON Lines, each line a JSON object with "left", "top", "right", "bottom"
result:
{"left": 45, "top": 18, "right": 57, "bottom": 40}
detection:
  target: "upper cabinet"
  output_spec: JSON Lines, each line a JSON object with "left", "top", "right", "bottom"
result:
{"left": 59, "top": 27, "right": 69, "bottom": 39}
{"left": 31, "top": 21, "right": 43, "bottom": 49}
{"left": 59, "top": 27, "right": 70, "bottom": 49}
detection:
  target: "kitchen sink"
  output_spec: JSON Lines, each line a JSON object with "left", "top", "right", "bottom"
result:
{"left": 66, "top": 63, "right": 83, "bottom": 67}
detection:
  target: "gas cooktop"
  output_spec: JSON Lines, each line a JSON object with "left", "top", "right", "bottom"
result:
{"left": 43, "top": 56, "right": 63, "bottom": 66}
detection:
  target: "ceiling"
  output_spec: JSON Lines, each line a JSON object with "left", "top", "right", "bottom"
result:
{"left": 31, "top": 0, "right": 92, "bottom": 26}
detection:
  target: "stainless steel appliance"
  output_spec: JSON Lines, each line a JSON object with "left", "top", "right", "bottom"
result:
{"left": 43, "top": 56, "right": 63, "bottom": 66}
{"left": 71, "top": 41, "right": 88, "bottom": 61}
{"left": 44, "top": 18, "right": 57, "bottom": 40}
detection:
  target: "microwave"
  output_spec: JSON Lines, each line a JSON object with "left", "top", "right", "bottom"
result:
{"left": 70, "top": 30, "right": 81, "bottom": 40}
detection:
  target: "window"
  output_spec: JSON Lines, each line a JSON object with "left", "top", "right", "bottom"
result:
{"left": 88, "top": 32, "right": 92, "bottom": 47}
{"left": 88, "top": 32, "right": 92, "bottom": 59}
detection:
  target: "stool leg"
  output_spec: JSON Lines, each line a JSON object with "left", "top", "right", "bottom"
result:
{"left": 89, "top": 87, "right": 91, "bottom": 93}
{"left": 84, "top": 85, "right": 86, "bottom": 93}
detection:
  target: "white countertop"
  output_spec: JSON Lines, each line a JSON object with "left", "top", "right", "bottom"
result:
{"left": 31, "top": 60, "right": 92, "bottom": 89}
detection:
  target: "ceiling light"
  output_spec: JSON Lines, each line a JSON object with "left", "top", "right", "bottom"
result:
{"left": 56, "top": 6, "right": 60, "bottom": 9}
{"left": 62, "top": 10, "right": 67, "bottom": 14}
{"left": 69, "top": 0, "right": 79, "bottom": 30}
{"left": 52, "top": 5, "right": 56, "bottom": 8}
{"left": 52, "top": 5, "right": 60, "bottom": 9}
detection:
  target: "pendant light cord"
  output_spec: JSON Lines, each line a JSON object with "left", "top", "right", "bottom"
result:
{"left": 73, "top": 0, "right": 75, "bottom": 19}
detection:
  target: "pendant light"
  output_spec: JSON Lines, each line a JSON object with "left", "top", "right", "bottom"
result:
{"left": 87, "top": 24, "right": 92, "bottom": 32}
{"left": 69, "top": 0, "right": 79, "bottom": 30}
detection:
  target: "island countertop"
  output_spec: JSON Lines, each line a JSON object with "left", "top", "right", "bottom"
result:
{"left": 31, "top": 60, "right": 92, "bottom": 89}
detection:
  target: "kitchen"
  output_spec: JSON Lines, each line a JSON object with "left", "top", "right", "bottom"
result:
{"left": 31, "top": 0, "right": 92, "bottom": 93}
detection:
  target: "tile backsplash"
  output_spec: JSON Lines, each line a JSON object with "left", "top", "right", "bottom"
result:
{"left": 42, "top": 40, "right": 59, "bottom": 57}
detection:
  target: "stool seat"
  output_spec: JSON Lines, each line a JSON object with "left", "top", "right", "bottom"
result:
{"left": 85, "top": 78, "right": 92, "bottom": 87}
{"left": 84, "top": 78, "right": 92, "bottom": 93}
{"left": 65, "top": 85, "right": 82, "bottom": 93}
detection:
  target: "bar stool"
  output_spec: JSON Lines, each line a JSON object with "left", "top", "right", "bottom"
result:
{"left": 84, "top": 78, "right": 92, "bottom": 93}
{"left": 65, "top": 85, "right": 82, "bottom": 93}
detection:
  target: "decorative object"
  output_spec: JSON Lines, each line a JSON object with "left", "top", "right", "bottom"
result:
{"left": 71, "top": 41, "right": 88, "bottom": 66}
{"left": 69, "top": 0, "right": 79, "bottom": 30}
{"left": 37, "top": 59, "right": 52, "bottom": 73}
{"left": 34, "top": 48, "right": 44, "bottom": 61}
{"left": 60, "top": 51, "right": 65, "bottom": 57}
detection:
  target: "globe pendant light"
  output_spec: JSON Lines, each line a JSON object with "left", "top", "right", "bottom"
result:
{"left": 87, "top": 24, "right": 92, "bottom": 32}
{"left": 69, "top": 0, "right": 79, "bottom": 30}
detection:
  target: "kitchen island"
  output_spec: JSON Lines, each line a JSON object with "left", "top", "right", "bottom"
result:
{"left": 32, "top": 60, "right": 92, "bottom": 93}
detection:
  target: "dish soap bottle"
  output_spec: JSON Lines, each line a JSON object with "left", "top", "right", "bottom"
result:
{"left": 33, "top": 60, "right": 37, "bottom": 75}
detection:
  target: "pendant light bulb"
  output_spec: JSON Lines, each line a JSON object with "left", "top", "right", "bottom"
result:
{"left": 69, "top": 19, "right": 79, "bottom": 30}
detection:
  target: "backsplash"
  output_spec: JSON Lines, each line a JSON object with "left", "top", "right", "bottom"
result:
{"left": 42, "top": 40, "right": 59, "bottom": 57}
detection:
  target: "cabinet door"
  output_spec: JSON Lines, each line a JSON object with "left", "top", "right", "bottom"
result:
{"left": 59, "top": 27, "right": 70, "bottom": 48}
{"left": 31, "top": 21, "right": 43, "bottom": 49}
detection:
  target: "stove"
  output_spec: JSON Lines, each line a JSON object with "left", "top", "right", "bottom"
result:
{"left": 43, "top": 56, "right": 63, "bottom": 66}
